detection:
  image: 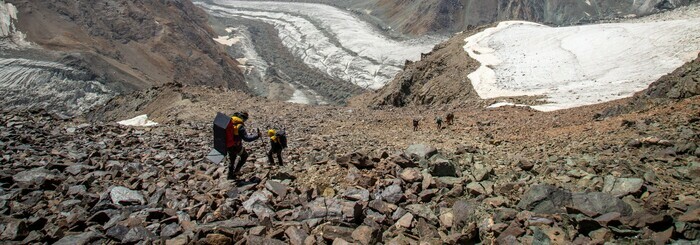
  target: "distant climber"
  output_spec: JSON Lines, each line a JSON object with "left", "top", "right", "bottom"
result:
{"left": 413, "top": 118, "right": 420, "bottom": 131}
{"left": 266, "top": 129, "right": 287, "bottom": 166}
{"left": 436, "top": 116, "right": 443, "bottom": 130}
{"left": 446, "top": 112, "right": 454, "bottom": 125}
{"left": 225, "top": 111, "right": 261, "bottom": 180}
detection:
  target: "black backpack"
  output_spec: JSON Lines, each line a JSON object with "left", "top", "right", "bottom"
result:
{"left": 276, "top": 130, "right": 288, "bottom": 149}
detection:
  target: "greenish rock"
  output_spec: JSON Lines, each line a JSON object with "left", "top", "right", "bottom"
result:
{"left": 405, "top": 204, "right": 438, "bottom": 223}
{"left": 602, "top": 176, "right": 644, "bottom": 197}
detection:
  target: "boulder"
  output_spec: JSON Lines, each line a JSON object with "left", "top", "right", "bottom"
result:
{"left": 571, "top": 192, "right": 632, "bottom": 216}
{"left": 452, "top": 201, "right": 474, "bottom": 232}
{"left": 342, "top": 187, "right": 370, "bottom": 202}
{"left": 243, "top": 191, "right": 272, "bottom": 213}
{"left": 160, "top": 223, "right": 182, "bottom": 238}
{"left": 12, "top": 168, "right": 62, "bottom": 189}
{"left": 429, "top": 157, "right": 458, "bottom": 177}
{"left": 602, "top": 176, "right": 644, "bottom": 197}
{"left": 517, "top": 185, "right": 572, "bottom": 214}
{"left": 122, "top": 226, "right": 155, "bottom": 243}
{"left": 399, "top": 168, "right": 422, "bottom": 182}
{"left": 351, "top": 225, "right": 379, "bottom": 245}
{"left": 205, "top": 233, "right": 232, "bottom": 245}
{"left": 405, "top": 204, "right": 438, "bottom": 224}
{"left": 380, "top": 184, "right": 403, "bottom": 204}
{"left": 472, "top": 164, "right": 492, "bottom": 181}
{"left": 337, "top": 152, "right": 374, "bottom": 168}
{"left": 517, "top": 159, "right": 535, "bottom": 171}
{"left": 265, "top": 180, "right": 288, "bottom": 197}
{"left": 466, "top": 182, "right": 487, "bottom": 196}
{"left": 439, "top": 211, "right": 454, "bottom": 228}
{"left": 166, "top": 234, "right": 189, "bottom": 245}
{"left": 106, "top": 225, "right": 130, "bottom": 242}
{"left": 285, "top": 226, "right": 308, "bottom": 245}
{"left": 496, "top": 223, "right": 525, "bottom": 244}
{"left": 53, "top": 231, "right": 100, "bottom": 245}
{"left": 405, "top": 144, "right": 438, "bottom": 160}
{"left": 396, "top": 212, "right": 413, "bottom": 228}
{"left": 388, "top": 154, "right": 417, "bottom": 168}
{"left": 0, "top": 219, "right": 27, "bottom": 241}
{"left": 321, "top": 225, "right": 354, "bottom": 242}
{"left": 110, "top": 186, "right": 145, "bottom": 205}
{"left": 517, "top": 185, "right": 632, "bottom": 216}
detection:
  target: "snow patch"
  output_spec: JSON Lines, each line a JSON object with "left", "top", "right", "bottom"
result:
{"left": 0, "top": 1, "right": 31, "bottom": 49}
{"left": 213, "top": 35, "right": 240, "bottom": 46}
{"left": 487, "top": 102, "right": 530, "bottom": 109}
{"left": 0, "top": 1, "right": 17, "bottom": 36}
{"left": 287, "top": 89, "right": 310, "bottom": 104}
{"left": 285, "top": 83, "right": 328, "bottom": 105}
{"left": 464, "top": 20, "right": 700, "bottom": 111}
{"left": 117, "top": 115, "right": 159, "bottom": 127}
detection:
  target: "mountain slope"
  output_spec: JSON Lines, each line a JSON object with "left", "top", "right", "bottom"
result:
{"left": 349, "top": 31, "right": 482, "bottom": 108}
{"left": 354, "top": 6, "right": 700, "bottom": 110}
{"left": 6, "top": 0, "right": 246, "bottom": 90}
{"left": 362, "top": 0, "right": 696, "bottom": 35}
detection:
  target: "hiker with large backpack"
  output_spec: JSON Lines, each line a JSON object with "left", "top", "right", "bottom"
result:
{"left": 266, "top": 129, "right": 287, "bottom": 166}
{"left": 225, "top": 111, "right": 261, "bottom": 180}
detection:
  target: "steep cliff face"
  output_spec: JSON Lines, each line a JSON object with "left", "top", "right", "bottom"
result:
{"left": 6, "top": 0, "right": 246, "bottom": 91}
{"left": 368, "top": 0, "right": 695, "bottom": 35}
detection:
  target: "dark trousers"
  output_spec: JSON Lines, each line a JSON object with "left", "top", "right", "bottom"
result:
{"left": 227, "top": 145, "right": 248, "bottom": 178}
{"left": 267, "top": 147, "right": 283, "bottom": 166}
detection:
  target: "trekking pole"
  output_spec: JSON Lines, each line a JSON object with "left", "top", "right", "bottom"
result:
{"left": 258, "top": 128, "right": 266, "bottom": 147}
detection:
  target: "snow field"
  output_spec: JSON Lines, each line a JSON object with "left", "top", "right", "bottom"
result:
{"left": 465, "top": 20, "right": 700, "bottom": 111}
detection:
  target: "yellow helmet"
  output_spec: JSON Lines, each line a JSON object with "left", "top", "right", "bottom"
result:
{"left": 267, "top": 129, "right": 276, "bottom": 137}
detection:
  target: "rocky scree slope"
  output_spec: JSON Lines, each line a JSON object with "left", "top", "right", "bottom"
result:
{"left": 350, "top": 30, "right": 482, "bottom": 108}
{"left": 6, "top": 0, "right": 246, "bottom": 91}
{"left": 5, "top": 78, "right": 699, "bottom": 243}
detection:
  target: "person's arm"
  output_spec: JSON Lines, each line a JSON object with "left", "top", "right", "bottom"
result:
{"left": 238, "top": 125, "right": 260, "bottom": 142}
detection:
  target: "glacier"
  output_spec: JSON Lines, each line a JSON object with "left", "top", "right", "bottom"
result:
{"left": 465, "top": 20, "right": 700, "bottom": 111}
{"left": 196, "top": 0, "right": 442, "bottom": 90}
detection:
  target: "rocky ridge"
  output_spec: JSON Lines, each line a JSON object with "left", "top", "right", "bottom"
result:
{"left": 349, "top": 31, "right": 481, "bottom": 108}
{"left": 350, "top": 26, "right": 544, "bottom": 109}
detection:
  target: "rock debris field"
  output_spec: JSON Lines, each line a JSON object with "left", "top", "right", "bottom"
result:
{"left": 1, "top": 82, "right": 699, "bottom": 244}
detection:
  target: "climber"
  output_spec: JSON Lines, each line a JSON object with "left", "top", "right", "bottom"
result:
{"left": 266, "top": 129, "right": 287, "bottom": 166}
{"left": 225, "top": 111, "right": 261, "bottom": 180}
